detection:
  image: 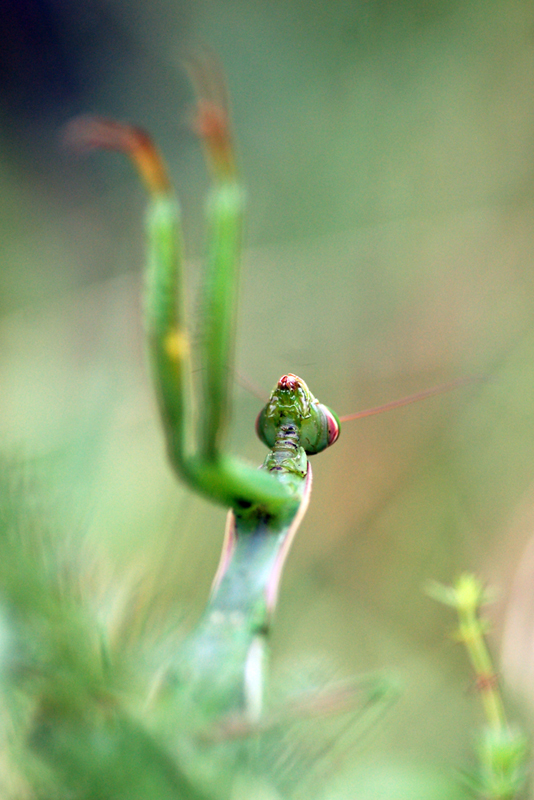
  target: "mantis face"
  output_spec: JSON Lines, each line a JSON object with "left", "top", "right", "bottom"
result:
{"left": 255, "top": 374, "right": 340, "bottom": 455}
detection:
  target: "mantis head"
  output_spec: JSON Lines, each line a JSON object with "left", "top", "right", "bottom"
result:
{"left": 256, "top": 374, "right": 340, "bottom": 455}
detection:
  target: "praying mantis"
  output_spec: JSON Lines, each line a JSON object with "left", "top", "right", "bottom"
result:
{"left": 66, "top": 64, "right": 346, "bottom": 728}
{"left": 61, "top": 59, "right": 476, "bottom": 797}
{"left": 63, "top": 69, "right": 356, "bottom": 793}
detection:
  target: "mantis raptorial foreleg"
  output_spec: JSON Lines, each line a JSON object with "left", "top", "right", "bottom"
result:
{"left": 68, "top": 107, "right": 295, "bottom": 521}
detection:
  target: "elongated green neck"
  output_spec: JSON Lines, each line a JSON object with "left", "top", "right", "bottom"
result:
{"left": 174, "top": 422, "right": 310, "bottom": 725}
{"left": 208, "top": 415, "right": 309, "bottom": 625}
{"left": 210, "top": 475, "right": 310, "bottom": 622}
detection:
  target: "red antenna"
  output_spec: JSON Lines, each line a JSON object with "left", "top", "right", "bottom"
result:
{"left": 339, "top": 376, "right": 484, "bottom": 423}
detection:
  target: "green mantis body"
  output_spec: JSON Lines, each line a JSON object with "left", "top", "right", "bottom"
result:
{"left": 64, "top": 72, "right": 475, "bottom": 798}
{"left": 1, "top": 50, "right": 523, "bottom": 800}
{"left": 174, "top": 373, "right": 339, "bottom": 728}
{"left": 67, "top": 76, "right": 341, "bottom": 742}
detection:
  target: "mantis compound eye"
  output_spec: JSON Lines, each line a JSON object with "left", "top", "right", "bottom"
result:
{"left": 255, "top": 406, "right": 272, "bottom": 448}
{"left": 324, "top": 404, "right": 341, "bottom": 446}
{"left": 300, "top": 403, "right": 340, "bottom": 455}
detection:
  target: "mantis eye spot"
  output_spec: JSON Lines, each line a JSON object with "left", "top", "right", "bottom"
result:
{"left": 324, "top": 406, "right": 340, "bottom": 447}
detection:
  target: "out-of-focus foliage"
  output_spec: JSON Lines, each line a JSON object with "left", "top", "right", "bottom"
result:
{"left": 1, "top": 0, "right": 534, "bottom": 797}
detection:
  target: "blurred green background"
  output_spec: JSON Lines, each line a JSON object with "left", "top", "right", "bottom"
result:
{"left": 2, "top": 0, "right": 534, "bottom": 795}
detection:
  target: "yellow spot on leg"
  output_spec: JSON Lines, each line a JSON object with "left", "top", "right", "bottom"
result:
{"left": 165, "top": 330, "right": 190, "bottom": 362}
